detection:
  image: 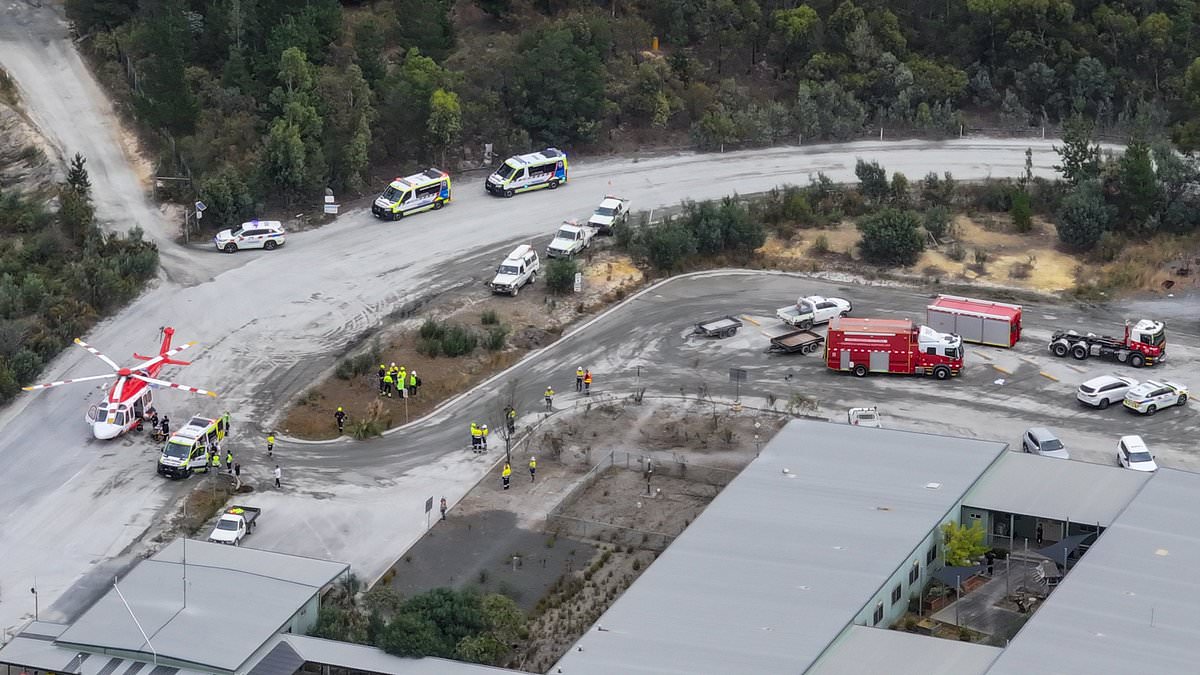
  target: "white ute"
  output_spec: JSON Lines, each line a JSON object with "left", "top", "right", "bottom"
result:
{"left": 208, "top": 505, "right": 260, "bottom": 545}
{"left": 546, "top": 220, "right": 596, "bottom": 258}
{"left": 489, "top": 244, "right": 540, "bottom": 296}
{"left": 588, "top": 196, "right": 630, "bottom": 235}
{"left": 776, "top": 295, "right": 852, "bottom": 329}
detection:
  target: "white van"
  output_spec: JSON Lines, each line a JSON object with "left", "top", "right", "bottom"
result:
{"left": 490, "top": 245, "right": 540, "bottom": 296}
{"left": 485, "top": 148, "right": 568, "bottom": 197}
{"left": 372, "top": 168, "right": 452, "bottom": 220}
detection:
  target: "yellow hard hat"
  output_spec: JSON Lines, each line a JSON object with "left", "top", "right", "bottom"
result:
{"left": 337, "top": 406, "right": 343, "bottom": 411}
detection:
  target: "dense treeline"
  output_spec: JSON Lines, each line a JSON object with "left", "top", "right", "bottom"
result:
{"left": 65, "top": 0, "right": 1200, "bottom": 223}
{"left": 0, "top": 154, "right": 159, "bottom": 401}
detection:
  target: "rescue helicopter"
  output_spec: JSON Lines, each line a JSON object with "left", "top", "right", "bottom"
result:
{"left": 22, "top": 326, "right": 217, "bottom": 439}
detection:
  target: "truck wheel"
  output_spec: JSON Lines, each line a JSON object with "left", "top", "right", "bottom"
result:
{"left": 1130, "top": 353, "right": 1145, "bottom": 367}
{"left": 503, "top": 189, "right": 515, "bottom": 198}
{"left": 933, "top": 366, "right": 951, "bottom": 380}
{"left": 1071, "top": 344, "right": 1088, "bottom": 360}
{"left": 529, "top": 272, "right": 536, "bottom": 283}
{"left": 511, "top": 284, "right": 519, "bottom": 297}
{"left": 1051, "top": 341, "right": 1069, "bottom": 357}
{"left": 852, "top": 364, "right": 868, "bottom": 377}
{"left": 549, "top": 180, "right": 560, "bottom": 189}
{"left": 799, "top": 320, "right": 813, "bottom": 330}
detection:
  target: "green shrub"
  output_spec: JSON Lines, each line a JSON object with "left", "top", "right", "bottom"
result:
{"left": 923, "top": 206, "right": 952, "bottom": 240}
{"left": 485, "top": 325, "right": 508, "bottom": 351}
{"left": 544, "top": 258, "right": 579, "bottom": 294}
{"left": 1010, "top": 190, "right": 1034, "bottom": 233}
{"left": 810, "top": 234, "right": 830, "bottom": 255}
{"left": 419, "top": 319, "right": 445, "bottom": 340}
{"left": 857, "top": 208, "right": 925, "bottom": 266}
{"left": 973, "top": 248, "right": 989, "bottom": 264}
{"left": 947, "top": 242, "right": 966, "bottom": 261}
{"left": 480, "top": 309, "right": 499, "bottom": 325}
{"left": 439, "top": 325, "right": 478, "bottom": 357}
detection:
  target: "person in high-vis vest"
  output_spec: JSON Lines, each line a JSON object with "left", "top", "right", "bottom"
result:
{"left": 575, "top": 367, "right": 584, "bottom": 392}
{"left": 471, "top": 422, "right": 483, "bottom": 452}
{"left": 398, "top": 367, "right": 408, "bottom": 399}
{"left": 210, "top": 445, "right": 221, "bottom": 470}
{"left": 481, "top": 424, "right": 489, "bottom": 450}
{"left": 377, "top": 364, "right": 387, "bottom": 394}
{"left": 501, "top": 462, "right": 512, "bottom": 490}
{"left": 382, "top": 371, "right": 394, "bottom": 397}
{"left": 529, "top": 456, "right": 537, "bottom": 482}
{"left": 225, "top": 449, "right": 233, "bottom": 471}
{"left": 335, "top": 407, "right": 347, "bottom": 433}
{"left": 583, "top": 370, "right": 593, "bottom": 395}
{"left": 505, "top": 405, "right": 517, "bottom": 433}
{"left": 407, "top": 370, "right": 417, "bottom": 397}
{"left": 544, "top": 386, "right": 554, "bottom": 411}
{"left": 267, "top": 434, "right": 275, "bottom": 457}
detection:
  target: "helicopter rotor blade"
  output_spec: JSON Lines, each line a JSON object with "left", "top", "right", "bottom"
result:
{"left": 22, "top": 373, "right": 118, "bottom": 392}
{"left": 74, "top": 338, "right": 120, "bottom": 371}
{"left": 131, "top": 373, "right": 217, "bottom": 398}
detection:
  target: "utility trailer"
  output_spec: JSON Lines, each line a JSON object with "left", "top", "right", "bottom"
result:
{"left": 766, "top": 329, "right": 825, "bottom": 354}
{"left": 926, "top": 295, "right": 1022, "bottom": 347}
{"left": 694, "top": 316, "right": 743, "bottom": 338}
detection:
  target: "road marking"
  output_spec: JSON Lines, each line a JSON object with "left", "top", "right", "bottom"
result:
{"left": 1065, "top": 364, "right": 1087, "bottom": 373}
{"left": 992, "top": 365, "right": 1012, "bottom": 375}
{"left": 741, "top": 315, "right": 761, "bottom": 327}
{"left": 1039, "top": 371, "right": 1059, "bottom": 382}
{"left": 973, "top": 351, "right": 994, "bottom": 361}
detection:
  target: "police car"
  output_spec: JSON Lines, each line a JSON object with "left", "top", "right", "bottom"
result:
{"left": 372, "top": 169, "right": 451, "bottom": 220}
{"left": 1123, "top": 380, "right": 1189, "bottom": 415}
{"left": 213, "top": 220, "right": 286, "bottom": 253}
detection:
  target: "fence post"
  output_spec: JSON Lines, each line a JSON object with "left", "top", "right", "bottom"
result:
{"left": 959, "top": 124, "right": 964, "bottom": 138}
{"left": 1042, "top": 127, "right": 1046, "bottom": 139}
{"left": 880, "top": 127, "right": 884, "bottom": 141}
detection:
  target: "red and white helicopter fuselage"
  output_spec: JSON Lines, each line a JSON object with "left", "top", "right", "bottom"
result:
{"left": 24, "top": 327, "right": 217, "bottom": 440}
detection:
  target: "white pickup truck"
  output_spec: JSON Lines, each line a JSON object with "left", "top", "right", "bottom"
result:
{"left": 208, "top": 505, "right": 260, "bottom": 546}
{"left": 776, "top": 295, "right": 852, "bottom": 329}
{"left": 587, "top": 196, "right": 630, "bottom": 235}
{"left": 546, "top": 220, "right": 596, "bottom": 258}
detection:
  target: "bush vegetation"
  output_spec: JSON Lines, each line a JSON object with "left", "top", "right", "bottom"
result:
{"left": 544, "top": 258, "right": 579, "bottom": 295}
{"left": 0, "top": 153, "right": 157, "bottom": 403}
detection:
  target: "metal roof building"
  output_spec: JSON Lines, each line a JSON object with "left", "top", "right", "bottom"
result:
{"left": 0, "top": 540, "right": 348, "bottom": 675}
{"left": 809, "top": 625, "right": 1002, "bottom": 675}
{"left": 963, "top": 451, "right": 1150, "bottom": 527}
{"left": 986, "top": 468, "right": 1200, "bottom": 674}
{"left": 553, "top": 421, "right": 1008, "bottom": 674}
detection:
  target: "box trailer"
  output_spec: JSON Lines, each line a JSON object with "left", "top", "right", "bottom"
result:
{"left": 926, "top": 295, "right": 1022, "bottom": 348}
{"left": 825, "top": 317, "right": 964, "bottom": 380}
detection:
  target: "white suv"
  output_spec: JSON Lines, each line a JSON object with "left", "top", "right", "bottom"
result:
{"left": 489, "top": 245, "right": 540, "bottom": 296}
{"left": 1076, "top": 374, "right": 1138, "bottom": 409}
{"left": 1117, "top": 435, "right": 1158, "bottom": 472}
{"left": 214, "top": 220, "right": 286, "bottom": 253}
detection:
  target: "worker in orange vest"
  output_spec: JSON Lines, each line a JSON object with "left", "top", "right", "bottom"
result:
{"left": 583, "top": 369, "right": 593, "bottom": 395}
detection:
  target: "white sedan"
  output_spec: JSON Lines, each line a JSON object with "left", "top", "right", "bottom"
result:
{"left": 1123, "top": 380, "right": 1188, "bottom": 415}
{"left": 213, "top": 220, "right": 287, "bottom": 253}
{"left": 1076, "top": 374, "right": 1138, "bottom": 409}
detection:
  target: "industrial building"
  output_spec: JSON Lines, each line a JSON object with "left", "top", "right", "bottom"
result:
{"left": 4, "top": 420, "right": 1199, "bottom": 675}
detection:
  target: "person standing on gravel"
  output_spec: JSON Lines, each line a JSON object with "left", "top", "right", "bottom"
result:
{"left": 576, "top": 367, "right": 584, "bottom": 392}
{"left": 274, "top": 465, "right": 282, "bottom": 488}
{"left": 502, "top": 463, "right": 512, "bottom": 490}
{"left": 440, "top": 497, "right": 447, "bottom": 520}
{"left": 544, "top": 386, "right": 555, "bottom": 411}
{"left": 529, "top": 456, "right": 537, "bottom": 482}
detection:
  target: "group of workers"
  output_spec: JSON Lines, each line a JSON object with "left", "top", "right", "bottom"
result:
{"left": 499, "top": 457, "right": 537, "bottom": 490}
{"left": 574, "top": 367, "right": 594, "bottom": 394}
{"left": 470, "top": 422, "right": 491, "bottom": 452}
{"left": 378, "top": 363, "right": 421, "bottom": 398}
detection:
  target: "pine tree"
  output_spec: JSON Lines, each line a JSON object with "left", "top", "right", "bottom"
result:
{"left": 1053, "top": 114, "right": 1101, "bottom": 186}
{"left": 66, "top": 153, "right": 92, "bottom": 196}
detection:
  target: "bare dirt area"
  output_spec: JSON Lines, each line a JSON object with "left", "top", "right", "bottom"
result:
{"left": 280, "top": 249, "right": 642, "bottom": 440}
{"left": 373, "top": 400, "right": 785, "bottom": 672}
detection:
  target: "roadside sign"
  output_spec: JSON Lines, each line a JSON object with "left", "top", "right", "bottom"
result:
{"left": 195, "top": 210, "right": 203, "bottom": 220}
{"left": 324, "top": 194, "right": 336, "bottom": 204}
{"left": 424, "top": 497, "right": 433, "bottom": 513}
{"left": 729, "top": 368, "right": 748, "bottom": 383}
{"left": 324, "top": 203, "right": 339, "bottom": 215}
{"left": 573, "top": 272, "right": 582, "bottom": 293}
{"left": 194, "top": 201, "right": 207, "bottom": 212}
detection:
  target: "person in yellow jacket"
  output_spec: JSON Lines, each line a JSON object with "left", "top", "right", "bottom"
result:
{"left": 544, "top": 386, "right": 555, "bottom": 411}
{"left": 470, "top": 422, "right": 483, "bottom": 452}
{"left": 529, "top": 456, "right": 537, "bottom": 482}
{"left": 382, "top": 371, "right": 394, "bottom": 397}
{"left": 575, "top": 367, "right": 584, "bottom": 392}
{"left": 267, "top": 434, "right": 275, "bottom": 457}
{"left": 481, "top": 424, "right": 489, "bottom": 450}
{"left": 398, "top": 367, "right": 408, "bottom": 399}
{"left": 501, "top": 462, "right": 512, "bottom": 490}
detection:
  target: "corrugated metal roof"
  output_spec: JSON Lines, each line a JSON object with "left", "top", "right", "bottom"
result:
{"left": 245, "top": 639, "right": 305, "bottom": 675}
{"left": 54, "top": 539, "right": 347, "bottom": 673}
{"left": 553, "top": 420, "right": 1007, "bottom": 675}
{"left": 987, "top": 468, "right": 1200, "bottom": 674}
{"left": 964, "top": 452, "right": 1150, "bottom": 527}
{"left": 810, "top": 625, "right": 1002, "bottom": 675}
{"left": 0, "top": 634, "right": 79, "bottom": 671}
{"left": 276, "top": 634, "right": 514, "bottom": 674}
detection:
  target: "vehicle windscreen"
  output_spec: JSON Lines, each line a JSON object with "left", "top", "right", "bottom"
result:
{"left": 498, "top": 264, "right": 520, "bottom": 275}
{"left": 163, "top": 442, "right": 189, "bottom": 459}
{"left": 216, "top": 519, "right": 239, "bottom": 531}
{"left": 556, "top": 228, "right": 575, "bottom": 239}
{"left": 1041, "top": 439, "right": 1064, "bottom": 451}
{"left": 1078, "top": 383, "right": 1097, "bottom": 394}
{"left": 1129, "top": 451, "right": 1153, "bottom": 463}
{"left": 1144, "top": 330, "right": 1165, "bottom": 346}
{"left": 595, "top": 206, "right": 616, "bottom": 216}
{"left": 382, "top": 185, "right": 405, "bottom": 201}
{"left": 949, "top": 346, "right": 963, "bottom": 359}
{"left": 495, "top": 162, "right": 519, "bottom": 180}
{"left": 230, "top": 226, "right": 246, "bottom": 238}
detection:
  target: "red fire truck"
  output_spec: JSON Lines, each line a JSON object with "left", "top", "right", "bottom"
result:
{"left": 826, "top": 317, "right": 965, "bottom": 379}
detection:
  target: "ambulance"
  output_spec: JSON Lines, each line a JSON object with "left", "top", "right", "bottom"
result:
{"left": 371, "top": 168, "right": 452, "bottom": 220}
{"left": 485, "top": 148, "right": 568, "bottom": 197}
{"left": 157, "top": 415, "right": 229, "bottom": 479}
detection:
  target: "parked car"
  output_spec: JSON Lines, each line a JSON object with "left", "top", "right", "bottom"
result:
{"left": 1123, "top": 380, "right": 1188, "bottom": 415}
{"left": 776, "top": 295, "right": 852, "bottom": 329}
{"left": 1117, "top": 435, "right": 1157, "bottom": 472}
{"left": 1076, "top": 374, "right": 1139, "bottom": 409}
{"left": 213, "top": 220, "right": 286, "bottom": 253}
{"left": 489, "top": 244, "right": 540, "bottom": 296}
{"left": 587, "top": 196, "right": 630, "bottom": 235}
{"left": 1021, "top": 427, "right": 1069, "bottom": 459}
